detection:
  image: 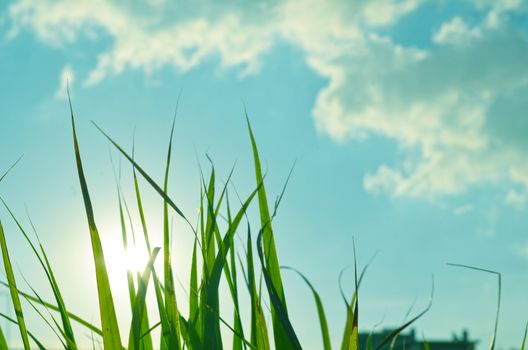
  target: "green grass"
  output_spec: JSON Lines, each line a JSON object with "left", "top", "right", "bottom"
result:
{"left": 0, "top": 101, "right": 522, "bottom": 349}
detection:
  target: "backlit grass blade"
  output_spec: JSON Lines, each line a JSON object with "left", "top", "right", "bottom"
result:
{"left": 0, "top": 220, "right": 30, "bottom": 349}
{"left": 21, "top": 284, "right": 67, "bottom": 348}
{"left": 340, "top": 251, "right": 378, "bottom": 350}
{"left": 92, "top": 122, "right": 192, "bottom": 228}
{"left": 448, "top": 263, "right": 500, "bottom": 350}
{"left": 246, "top": 113, "right": 291, "bottom": 348}
{"left": 342, "top": 241, "right": 359, "bottom": 350}
{"left": 374, "top": 276, "right": 434, "bottom": 350}
{"left": 132, "top": 166, "right": 172, "bottom": 350}
{"left": 225, "top": 191, "right": 245, "bottom": 350}
{"left": 245, "top": 224, "right": 270, "bottom": 350}
{"left": 163, "top": 115, "right": 182, "bottom": 350}
{"left": 69, "top": 93, "right": 122, "bottom": 349}
{"left": 256, "top": 226, "right": 302, "bottom": 350}
{"left": 283, "top": 266, "right": 331, "bottom": 350}
{"left": 115, "top": 189, "right": 154, "bottom": 350}
{"left": 0, "top": 199, "right": 78, "bottom": 348}
{"left": 0, "top": 325, "right": 7, "bottom": 349}
{"left": 0, "top": 155, "right": 23, "bottom": 184}
{"left": 0, "top": 281, "right": 103, "bottom": 336}
{"left": 129, "top": 247, "right": 160, "bottom": 350}
{"left": 203, "top": 179, "right": 260, "bottom": 349}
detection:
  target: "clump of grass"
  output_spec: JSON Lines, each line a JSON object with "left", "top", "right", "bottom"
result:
{"left": 0, "top": 99, "right": 521, "bottom": 350}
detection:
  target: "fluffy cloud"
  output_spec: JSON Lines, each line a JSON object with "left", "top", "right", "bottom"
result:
{"left": 5, "top": 0, "right": 528, "bottom": 202}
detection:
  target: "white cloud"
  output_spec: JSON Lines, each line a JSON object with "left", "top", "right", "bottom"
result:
{"left": 433, "top": 17, "right": 482, "bottom": 45}
{"left": 6, "top": 0, "right": 528, "bottom": 204}
{"left": 55, "top": 64, "right": 74, "bottom": 100}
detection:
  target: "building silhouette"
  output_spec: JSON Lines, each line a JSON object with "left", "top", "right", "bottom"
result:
{"left": 358, "top": 328, "right": 477, "bottom": 350}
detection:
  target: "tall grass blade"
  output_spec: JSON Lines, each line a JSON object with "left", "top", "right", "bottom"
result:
{"left": 69, "top": 93, "right": 122, "bottom": 349}
{"left": 0, "top": 220, "right": 30, "bottom": 349}
{"left": 246, "top": 114, "right": 292, "bottom": 349}
{"left": 163, "top": 115, "right": 182, "bottom": 350}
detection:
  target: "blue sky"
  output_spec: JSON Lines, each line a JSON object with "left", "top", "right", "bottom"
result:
{"left": 1, "top": 0, "right": 528, "bottom": 348}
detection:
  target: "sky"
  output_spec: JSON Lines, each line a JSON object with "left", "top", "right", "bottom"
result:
{"left": 0, "top": 0, "right": 528, "bottom": 348}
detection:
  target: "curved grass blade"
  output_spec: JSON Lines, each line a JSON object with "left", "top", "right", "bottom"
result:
{"left": 282, "top": 266, "right": 331, "bottom": 350}
{"left": 69, "top": 93, "right": 122, "bottom": 349}
{"left": 375, "top": 276, "right": 434, "bottom": 350}
{"left": 0, "top": 220, "right": 30, "bottom": 349}
{"left": 256, "top": 226, "right": 302, "bottom": 350}
{"left": 447, "top": 263, "right": 500, "bottom": 350}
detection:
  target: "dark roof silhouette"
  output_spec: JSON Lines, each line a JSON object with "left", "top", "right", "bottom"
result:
{"left": 358, "top": 328, "right": 477, "bottom": 350}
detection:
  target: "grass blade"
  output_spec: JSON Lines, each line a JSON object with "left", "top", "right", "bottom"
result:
{"left": 0, "top": 155, "right": 23, "bottom": 184}
{"left": 246, "top": 113, "right": 291, "bottom": 349}
{"left": 163, "top": 115, "right": 182, "bottom": 350}
{"left": 283, "top": 266, "right": 331, "bottom": 350}
{"left": 69, "top": 93, "right": 122, "bottom": 349}
{"left": 0, "top": 281, "right": 103, "bottom": 336}
{"left": 374, "top": 276, "right": 434, "bottom": 350}
{"left": 256, "top": 226, "right": 302, "bottom": 350}
{"left": 129, "top": 247, "right": 160, "bottom": 350}
{"left": 447, "top": 263, "right": 500, "bottom": 350}
{"left": 0, "top": 199, "right": 78, "bottom": 348}
{"left": 0, "top": 220, "right": 30, "bottom": 349}
{"left": 0, "top": 312, "right": 45, "bottom": 350}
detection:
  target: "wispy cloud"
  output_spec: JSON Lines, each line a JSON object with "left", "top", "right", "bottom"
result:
{"left": 6, "top": 0, "right": 528, "bottom": 203}
{"left": 54, "top": 64, "right": 74, "bottom": 100}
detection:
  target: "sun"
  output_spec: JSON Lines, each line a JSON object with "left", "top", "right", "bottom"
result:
{"left": 102, "top": 233, "right": 151, "bottom": 280}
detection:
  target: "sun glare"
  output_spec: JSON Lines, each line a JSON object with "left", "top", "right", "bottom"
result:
{"left": 102, "top": 233, "right": 150, "bottom": 279}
